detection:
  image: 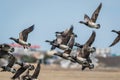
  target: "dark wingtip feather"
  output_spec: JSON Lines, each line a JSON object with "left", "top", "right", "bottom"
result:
{"left": 99, "top": 2, "right": 102, "bottom": 8}
{"left": 32, "top": 24, "right": 35, "bottom": 27}
{"left": 100, "top": 2, "right": 102, "bottom": 6}
{"left": 30, "top": 24, "right": 35, "bottom": 29}
{"left": 92, "top": 30, "right": 96, "bottom": 36}
{"left": 109, "top": 45, "right": 112, "bottom": 47}
{"left": 31, "top": 59, "right": 41, "bottom": 79}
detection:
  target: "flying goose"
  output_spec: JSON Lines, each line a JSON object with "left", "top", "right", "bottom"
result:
{"left": 55, "top": 25, "right": 74, "bottom": 37}
{"left": 21, "top": 59, "right": 41, "bottom": 80}
{"left": 74, "top": 31, "right": 96, "bottom": 70}
{"left": 79, "top": 3, "right": 102, "bottom": 29}
{"left": 46, "top": 25, "right": 77, "bottom": 50}
{"left": 45, "top": 35, "right": 72, "bottom": 50}
{"left": 10, "top": 25, "right": 34, "bottom": 49}
{"left": 11, "top": 63, "right": 34, "bottom": 80}
{"left": 0, "top": 44, "right": 16, "bottom": 73}
{"left": 1, "top": 54, "right": 16, "bottom": 73}
{"left": 53, "top": 33, "right": 76, "bottom": 62}
{"left": 109, "top": 30, "right": 120, "bottom": 47}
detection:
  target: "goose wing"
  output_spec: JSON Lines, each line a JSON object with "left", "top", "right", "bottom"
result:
{"left": 19, "top": 25, "right": 34, "bottom": 41}
{"left": 109, "top": 35, "right": 120, "bottom": 47}
{"left": 84, "top": 14, "right": 90, "bottom": 22}
{"left": 91, "top": 3, "right": 102, "bottom": 22}
{"left": 67, "top": 34, "right": 75, "bottom": 49}
{"left": 84, "top": 31, "right": 96, "bottom": 47}
{"left": 7, "top": 54, "right": 16, "bottom": 68}
{"left": 31, "top": 60, "right": 41, "bottom": 79}
{"left": 63, "top": 34, "right": 75, "bottom": 54}
{"left": 62, "top": 25, "right": 74, "bottom": 37}
{"left": 11, "top": 66, "right": 27, "bottom": 79}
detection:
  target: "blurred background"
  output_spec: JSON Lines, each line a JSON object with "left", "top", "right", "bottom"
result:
{"left": 0, "top": 0, "right": 120, "bottom": 69}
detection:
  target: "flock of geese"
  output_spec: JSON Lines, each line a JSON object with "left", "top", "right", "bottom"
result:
{"left": 0, "top": 2, "right": 120, "bottom": 80}
{"left": 0, "top": 25, "right": 41, "bottom": 80}
{"left": 45, "top": 2, "right": 120, "bottom": 70}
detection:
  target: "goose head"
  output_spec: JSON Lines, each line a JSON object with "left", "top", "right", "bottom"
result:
{"left": 96, "top": 24, "right": 100, "bottom": 29}
{"left": 112, "top": 30, "right": 116, "bottom": 32}
{"left": 28, "top": 43, "right": 31, "bottom": 47}
{"left": 79, "top": 21, "right": 85, "bottom": 24}
{"left": 72, "top": 33, "right": 77, "bottom": 37}
{"left": 9, "top": 37, "right": 18, "bottom": 42}
{"left": 9, "top": 37, "right": 15, "bottom": 40}
{"left": 111, "top": 30, "right": 119, "bottom": 34}
{"left": 87, "top": 47, "right": 96, "bottom": 53}
{"left": 74, "top": 43, "right": 83, "bottom": 48}
{"left": 28, "top": 65, "right": 34, "bottom": 70}
{"left": 55, "top": 31, "right": 62, "bottom": 34}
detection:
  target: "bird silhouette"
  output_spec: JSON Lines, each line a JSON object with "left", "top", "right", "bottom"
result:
{"left": 10, "top": 25, "right": 34, "bottom": 49}
{"left": 109, "top": 30, "right": 120, "bottom": 47}
{"left": 74, "top": 31, "right": 96, "bottom": 70}
{"left": 46, "top": 25, "right": 77, "bottom": 50}
{"left": 79, "top": 3, "right": 102, "bottom": 29}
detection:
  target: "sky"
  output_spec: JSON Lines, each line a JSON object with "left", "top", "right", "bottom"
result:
{"left": 0, "top": 0, "right": 120, "bottom": 54}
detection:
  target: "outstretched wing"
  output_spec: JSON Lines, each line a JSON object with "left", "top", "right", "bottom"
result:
{"left": 7, "top": 54, "right": 16, "bottom": 68}
{"left": 11, "top": 67, "right": 27, "bottom": 79}
{"left": 62, "top": 25, "right": 74, "bottom": 37}
{"left": 67, "top": 34, "right": 75, "bottom": 49}
{"left": 63, "top": 34, "right": 75, "bottom": 54}
{"left": 85, "top": 31, "right": 96, "bottom": 46}
{"left": 84, "top": 14, "right": 90, "bottom": 22}
{"left": 109, "top": 35, "right": 120, "bottom": 47}
{"left": 91, "top": 3, "right": 102, "bottom": 22}
{"left": 31, "top": 59, "right": 41, "bottom": 79}
{"left": 19, "top": 25, "right": 34, "bottom": 41}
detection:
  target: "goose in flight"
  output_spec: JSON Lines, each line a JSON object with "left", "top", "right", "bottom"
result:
{"left": 74, "top": 31, "right": 96, "bottom": 70}
{"left": 55, "top": 25, "right": 74, "bottom": 37}
{"left": 109, "top": 30, "right": 120, "bottom": 47}
{"left": 10, "top": 25, "right": 34, "bottom": 49}
{"left": 11, "top": 62, "right": 34, "bottom": 80}
{"left": 46, "top": 25, "right": 77, "bottom": 50}
{"left": 0, "top": 44, "right": 16, "bottom": 73}
{"left": 1, "top": 54, "right": 16, "bottom": 73}
{"left": 79, "top": 3, "right": 102, "bottom": 29}
{"left": 53, "top": 33, "right": 76, "bottom": 62}
{"left": 21, "top": 59, "right": 41, "bottom": 80}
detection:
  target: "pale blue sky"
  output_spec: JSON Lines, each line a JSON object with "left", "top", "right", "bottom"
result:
{"left": 0, "top": 0, "right": 120, "bottom": 54}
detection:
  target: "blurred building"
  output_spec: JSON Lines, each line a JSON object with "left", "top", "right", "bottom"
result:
{"left": 7, "top": 43, "right": 120, "bottom": 69}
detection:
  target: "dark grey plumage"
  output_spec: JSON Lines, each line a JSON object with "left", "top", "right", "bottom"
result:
{"left": 46, "top": 25, "right": 77, "bottom": 50}
{"left": 10, "top": 25, "right": 34, "bottom": 48}
{"left": 109, "top": 30, "right": 120, "bottom": 47}
{"left": 19, "top": 25, "right": 34, "bottom": 42}
{"left": 1, "top": 54, "right": 16, "bottom": 73}
{"left": 11, "top": 63, "right": 34, "bottom": 79}
{"left": 74, "top": 31, "right": 96, "bottom": 70}
{"left": 54, "top": 33, "right": 76, "bottom": 62}
{"left": 0, "top": 43, "right": 14, "bottom": 53}
{"left": 21, "top": 59, "right": 41, "bottom": 80}
{"left": 75, "top": 31, "right": 96, "bottom": 58}
{"left": 31, "top": 59, "right": 41, "bottom": 79}
{"left": 0, "top": 44, "right": 16, "bottom": 73}
{"left": 79, "top": 3, "right": 102, "bottom": 29}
